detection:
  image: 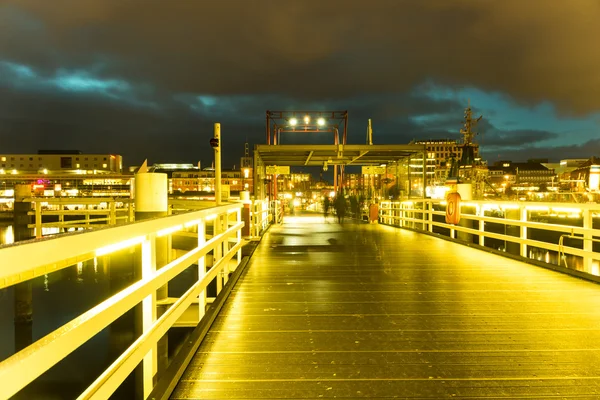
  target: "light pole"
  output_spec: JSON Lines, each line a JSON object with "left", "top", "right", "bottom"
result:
{"left": 212, "top": 123, "right": 222, "bottom": 205}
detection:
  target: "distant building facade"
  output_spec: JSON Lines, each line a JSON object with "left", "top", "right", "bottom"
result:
{"left": 0, "top": 150, "right": 123, "bottom": 174}
{"left": 154, "top": 157, "right": 254, "bottom": 194}
{"left": 411, "top": 139, "right": 480, "bottom": 168}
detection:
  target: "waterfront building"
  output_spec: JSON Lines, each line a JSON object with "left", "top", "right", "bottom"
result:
{"left": 149, "top": 158, "right": 254, "bottom": 194}
{"left": 488, "top": 160, "right": 554, "bottom": 193}
{"left": 563, "top": 157, "right": 600, "bottom": 192}
{"left": 410, "top": 139, "right": 480, "bottom": 169}
{"left": 0, "top": 151, "right": 129, "bottom": 196}
{"left": 0, "top": 150, "right": 123, "bottom": 174}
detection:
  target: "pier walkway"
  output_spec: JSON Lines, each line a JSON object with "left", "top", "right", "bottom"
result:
{"left": 171, "top": 214, "right": 600, "bottom": 399}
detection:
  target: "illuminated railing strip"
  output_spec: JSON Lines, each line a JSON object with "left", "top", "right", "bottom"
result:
{"left": 0, "top": 203, "right": 241, "bottom": 287}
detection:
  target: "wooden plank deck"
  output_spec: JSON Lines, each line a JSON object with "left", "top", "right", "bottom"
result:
{"left": 172, "top": 214, "right": 600, "bottom": 399}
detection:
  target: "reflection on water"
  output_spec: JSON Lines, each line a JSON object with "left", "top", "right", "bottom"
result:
{"left": 1, "top": 224, "right": 14, "bottom": 245}
{"left": 0, "top": 223, "right": 82, "bottom": 246}
{"left": 0, "top": 241, "right": 197, "bottom": 399}
{"left": 0, "top": 257, "right": 116, "bottom": 398}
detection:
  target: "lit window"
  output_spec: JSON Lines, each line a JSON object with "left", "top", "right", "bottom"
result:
{"left": 102, "top": 163, "right": 107, "bottom": 168}
{"left": 1, "top": 157, "right": 5, "bottom": 162}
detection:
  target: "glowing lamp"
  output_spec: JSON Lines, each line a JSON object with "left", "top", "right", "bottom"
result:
{"left": 289, "top": 117, "right": 298, "bottom": 126}
{"left": 317, "top": 117, "right": 326, "bottom": 126}
{"left": 304, "top": 115, "right": 310, "bottom": 124}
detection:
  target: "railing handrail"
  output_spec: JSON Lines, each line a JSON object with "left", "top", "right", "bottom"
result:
{"left": 0, "top": 203, "right": 240, "bottom": 283}
{"left": 23, "top": 197, "right": 134, "bottom": 205}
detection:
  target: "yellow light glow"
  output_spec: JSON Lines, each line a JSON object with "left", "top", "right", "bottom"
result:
{"left": 526, "top": 205, "right": 550, "bottom": 211}
{"left": 304, "top": 115, "right": 310, "bottom": 124}
{"left": 317, "top": 117, "right": 325, "bottom": 126}
{"left": 96, "top": 235, "right": 146, "bottom": 256}
{"left": 184, "top": 219, "right": 202, "bottom": 228}
{"left": 3, "top": 225, "right": 14, "bottom": 245}
{"left": 156, "top": 224, "right": 183, "bottom": 237}
{"left": 289, "top": 117, "right": 298, "bottom": 126}
{"left": 552, "top": 207, "right": 582, "bottom": 214}
{"left": 0, "top": 169, "right": 4, "bottom": 174}
{"left": 11, "top": 169, "right": 17, "bottom": 175}
{"left": 205, "top": 214, "right": 217, "bottom": 221}
{"left": 243, "top": 169, "right": 249, "bottom": 178}
{"left": 42, "top": 169, "right": 48, "bottom": 174}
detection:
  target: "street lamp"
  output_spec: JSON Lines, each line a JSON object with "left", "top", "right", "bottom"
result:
{"left": 304, "top": 115, "right": 310, "bottom": 124}
{"left": 289, "top": 117, "right": 298, "bottom": 126}
{"left": 317, "top": 117, "right": 326, "bottom": 126}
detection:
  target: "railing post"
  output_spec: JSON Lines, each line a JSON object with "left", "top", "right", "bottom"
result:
{"left": 198, "top": 219, "right": 206, "bottom": 320}
{"left": 13, "top": 185, "right": 33, "bottom": 352}
{"left": 583, "top": 208, "right": 593, "bottom": 274}
{"left": 214, "top": 213, "right": 223, "bottom": 294}
{"left": 134, "top": 171, "right": 169, "bottom": 398}
{"left": 400, "top": 203, "right": 405, "bottom": 228}
{"left": 478, "top": 205, "right": 485, "bottom": 246}
{"left": 428, "top": 201, "right": 433, "bottom": 233}
{"left": 35, "top": 200, "right": 42, "bottom": 238}
{"left": 85, "top": 206, "right": 91, "bottom": 228}
{"left": 237, "top": 208, "right": 242, "bottom": 265}
{"left": 129, "top": 201, "right": 135, "bottom": 222}
{"left": 141, "top": 234, "right": 157, "bottom": 398}
{"left": 110, "top": 200, "right": 117, "bottom": 225}
{"left": 59, "top": 204, "right": 64, "bottom": 234}
{"left": 520, "top": 206, "right": 528, "bottom": 257}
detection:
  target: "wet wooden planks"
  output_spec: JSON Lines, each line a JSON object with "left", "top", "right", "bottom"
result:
{"left": 172, "top": 215, "right": 600, "bottom": 399}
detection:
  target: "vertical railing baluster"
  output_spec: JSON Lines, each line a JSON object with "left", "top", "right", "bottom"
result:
{"left": 583, "top": 208, "right": 593, "bottom": 274}
{"left": 141, "top": 234, "right": 157, "bottom": 399}
{"left": 198, "top": 218, "right": 206, "bottom": 320}
{"left": 236, "top": 208, "right": 242, "bottom": 265}
{"left": 520, "top": 206, "right": 528, "bottom": 257}
{"left": 35, "top": 201, "right": 42, "bottom": 238}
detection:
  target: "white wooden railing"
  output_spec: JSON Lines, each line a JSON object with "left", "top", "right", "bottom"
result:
{"left": 249, "top": 199, "right": 270, "bottom": 237}
{"left": 26, "top": 197, "right": 134, "bottom": 238}
{"left": 380, "top": 199, "right": 600, "bottom": 276}
{"left": 0, "top": 202, "right": 245, "bottom": 399}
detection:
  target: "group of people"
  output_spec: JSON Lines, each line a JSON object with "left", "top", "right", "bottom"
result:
{"left": 323, "top": 194, "right": 347, "bottom": 223}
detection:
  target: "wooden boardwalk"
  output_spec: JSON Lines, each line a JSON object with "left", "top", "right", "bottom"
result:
{"left": 172, "top": 214, "right": 600, "bottom": 399}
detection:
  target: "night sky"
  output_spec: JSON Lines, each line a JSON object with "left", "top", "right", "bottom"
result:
{"left": 1, "top": 0, "right": 599, "bottom": 168}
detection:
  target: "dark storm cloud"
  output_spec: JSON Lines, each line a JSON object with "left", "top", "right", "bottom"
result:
{"left": 474, "top": 119, "right": 558, "bottom": 147}
{"left": 482, "top": 139, "right": 600, "bottom": 163}
{"left": 482, "top": 129, "right": 558, "bottom": 147}
{"left": 3, "top": 0, "right": 600, "bottom": 115}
